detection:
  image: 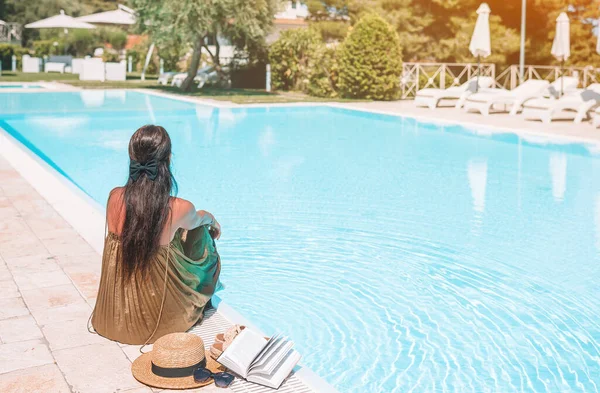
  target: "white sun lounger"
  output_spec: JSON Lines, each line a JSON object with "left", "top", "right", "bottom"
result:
{"left": 464, "top": 76, "right": 580, "bottom": 116}
{"left": 414, "top": 77, "right": 494, "bottom": 109}
{"left": 157, "top": 72, "right": 177, "bottom": 85}
{"left": 521, "top": 83, "right": 600, "bottom": 123}
{"left": 463, "top": 79, "right": 551, "bottom": 116}
{"left": 171, "top": 66, "right": 216, "bottom": 87}
{"left": 593, "top": 108, "right": 600, "bottom": 128}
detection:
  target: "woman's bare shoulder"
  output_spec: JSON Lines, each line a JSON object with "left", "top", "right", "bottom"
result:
{"left": 170, "top": 197, "right": 195, "bottom": 214}
{"left": 107, "top": 187, "right": 125, "bottom": 206}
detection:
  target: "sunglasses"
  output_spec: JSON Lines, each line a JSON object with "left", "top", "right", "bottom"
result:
{"left": 193, "top": 368, "right": 235, "bottom": 388}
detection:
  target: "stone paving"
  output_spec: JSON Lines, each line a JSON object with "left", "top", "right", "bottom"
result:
{"left": 0, "top": 157, "right": 227, "bottom": 393}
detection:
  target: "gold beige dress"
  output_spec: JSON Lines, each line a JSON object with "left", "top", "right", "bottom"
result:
{"left": 91, "top": 226, "right": 221, "bottom": 345}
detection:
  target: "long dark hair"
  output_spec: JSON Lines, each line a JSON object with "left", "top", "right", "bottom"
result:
{"left": 121, "top": 125, "right": 177, "bottom": 278}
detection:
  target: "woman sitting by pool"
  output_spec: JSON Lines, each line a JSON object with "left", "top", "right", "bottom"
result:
{"left": 91, "top": 125, "right": 221, "bottom": 345}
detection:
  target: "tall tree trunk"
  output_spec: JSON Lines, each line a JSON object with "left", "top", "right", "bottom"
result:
{"left": 203, "top": 34, "right": 224, "bottom": 86}
{"left": 181, "top": 39, "right": 203, "bottom": 92}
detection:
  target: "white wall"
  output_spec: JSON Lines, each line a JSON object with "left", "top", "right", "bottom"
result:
{"left": 275, "top": 1, "right": 309, "bottom": 19}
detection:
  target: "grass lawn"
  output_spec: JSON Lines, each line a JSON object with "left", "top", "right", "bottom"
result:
{"left": 0, "top": 71, "right": 363, "bottom": 104}
{"left": 0, "top": 71, "right": 80, "bottom": 82}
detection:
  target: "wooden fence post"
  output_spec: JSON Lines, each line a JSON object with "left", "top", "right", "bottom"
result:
{"left": 440, "top": 64, "right": 446, "bottom": 90}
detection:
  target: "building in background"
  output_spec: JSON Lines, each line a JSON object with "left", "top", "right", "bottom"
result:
{"left": 268, "top": 1, "right": 309, "bottom": 43}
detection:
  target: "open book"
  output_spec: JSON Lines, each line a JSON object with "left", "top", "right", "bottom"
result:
{"left": 217, "top": 328, "right": 301, "bottom": 389}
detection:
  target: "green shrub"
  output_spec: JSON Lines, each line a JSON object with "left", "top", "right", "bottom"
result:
{"left": 157, "top": 39, "right": 187, "bottom": 72}
{"left": 130, "top": 40, "right": 158, "bottom": 74}
{"left": 0, "top": 44, "right": 29, "bottom": 70}
{"left": 102, "top": 51, "right": 120, "bottom": 63}
{"left": 107, "top": 30, "right": 127, "bottom": 51}
{"left": 32, "top": 40, "right": 65, "bottom": 57}
{"left": 95, "top": 27, "right": 128, "bottom": 51}
{"left": 338, "top": 14, "right": 403, "bottom": 100}
{"left": 307, "top": 46, "right": 339, "bottom": 98}
{"left": 269, "top": 28, "right": 322, "bottom": 91}
{"left": 65, "top": 29, "right": 97, "bottom": 57}
{"left": 126, "top": 49, "right": 141, "bottom": 72}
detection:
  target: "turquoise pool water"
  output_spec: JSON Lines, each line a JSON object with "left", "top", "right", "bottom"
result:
{"left": 0, "top": 84, "right": 43, "bottom": 89}
{"left": 1, "top": 91, "right": 599, "bottom": 393}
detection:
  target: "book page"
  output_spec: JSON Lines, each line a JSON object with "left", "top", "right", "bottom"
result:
{"left": 246, "top": 349, "right": 301, "bottom": 389}
{"left": 249, "top": 333, "right": 281, "bottom": 368}
{"left": 249, "top": 340, "right": 294, "bottom": 376}
{"left": 217, "top": 329, "right": 268, "bottom": 378}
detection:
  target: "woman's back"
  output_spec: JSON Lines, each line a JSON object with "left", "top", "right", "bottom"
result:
{"left": 107, "top": 187, "right": 191, "bottom": 245}
{"left": 91, "top": 125, "right": 221, "bottom": 345}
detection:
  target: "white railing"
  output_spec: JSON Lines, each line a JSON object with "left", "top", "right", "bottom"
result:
{"left": 401, "top": 63, "right": 600, "bottom": 99}
{"left": 401, "top": 63, "right": 496, "bottom": 99}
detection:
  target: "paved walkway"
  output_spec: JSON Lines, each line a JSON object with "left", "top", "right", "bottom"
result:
{"left": 0, "top": 156, "right": 226, "bottom": 393}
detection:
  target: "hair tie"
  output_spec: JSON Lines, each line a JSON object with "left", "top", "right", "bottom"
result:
{"left": 129, "top": 159, "right": 158, "bottom": 181}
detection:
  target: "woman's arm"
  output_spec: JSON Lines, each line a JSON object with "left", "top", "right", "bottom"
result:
{"left": 176, "top": 199, "right": 221, "bottom": 239}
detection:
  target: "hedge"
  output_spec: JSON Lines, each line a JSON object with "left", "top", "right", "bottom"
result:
{"left": 337, "top": 14, "right": 403, "bottom": 100}
{"left": 0, "top": 44, "right": 29, "bottom": 70}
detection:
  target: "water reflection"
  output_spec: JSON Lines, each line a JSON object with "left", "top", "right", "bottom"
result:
{"left": 549, "top": 152, "right": 567, "bottom": 202}
{"left": 80, "top": 91, "right": 105, "bottom": 107}
{"left": 29, "top": 116, "right": 89, "bottom": 136}
{"left": 144, "top": 94, "right": 157, "bottom": 123}
{"left": 468, "top": 159, "right": 488, "bottom": 214}
{"left": 105, "top": 90, "right": 126, "bottom": 102}
{"left": 259, "top": 126, "right": 275, "bottom": 157}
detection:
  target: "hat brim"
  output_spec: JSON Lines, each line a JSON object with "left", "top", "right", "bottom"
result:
{"left": 132, "top": 352, "right": 226, "bottom": 390}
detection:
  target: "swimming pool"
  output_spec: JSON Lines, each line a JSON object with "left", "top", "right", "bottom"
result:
{"left": 0, "top": 84, "right": 43, "bottom": 89}
{"left": 1, "top": 90, "right": 599, "bottom": 393}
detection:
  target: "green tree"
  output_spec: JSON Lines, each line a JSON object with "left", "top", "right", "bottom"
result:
{"left": 269, "top": 27, "right": 322, "bottom": 91}
{"left": 438, "top": 15, "right": 520, "bottom": 65}
{"left": 307, "top": 45, "right": 339, "bottom": 97}
{"left": 348, "top": 0, "right": 521, "bottom": 65}
{"left": 527, "top": 0, "right": 598, "bottom": 66}
{"left": 305, "top": 0, "right": 350, "bottom": 42}
{"left": 131, "top": 0, "right": 282, "bottom": 91}
{"left": 348, "top": 0, "right": 433, "bottom": 62}
{"left": 338, "top": 13, "right": 402, "bottom": 100}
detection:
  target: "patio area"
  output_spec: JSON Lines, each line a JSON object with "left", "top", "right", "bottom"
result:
{"left": 0, "top": 155, "right": 319, "bottom": 393}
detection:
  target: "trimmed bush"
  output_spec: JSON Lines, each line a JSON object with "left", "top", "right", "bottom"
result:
{"left": 0, "top": 44, "right": 29, "bottom": 70}
{"left": 32, "top": 40, "right": 64, "bottom": 57}
{"left": 65, "top": 29, "right": 97, "bottom": 57}
{"left": 102, "top": 51, "right": 120, "bottom": 63}
{"left": 307, "top": 46, "right": 339, "bottom": 98}
{"left": 269, "top": 28, "right": 322, "bottom": 91}
{"left": 338, "top": 14, "right": 402, "bottom": 100}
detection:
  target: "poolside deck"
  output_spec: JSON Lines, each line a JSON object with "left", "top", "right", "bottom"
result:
{"left": 340, "top": 100, "right": 600, "bottom": 144}
{"left": 0, "top": 156, "right": 317, "bottom": 393}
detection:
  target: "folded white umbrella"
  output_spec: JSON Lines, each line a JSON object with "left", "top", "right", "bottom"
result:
{"left": 551, "top": 12, "right": 570, "bottom": 96}
{"left": 25, "top": 10, "right": 96, "bottom": 30}
{"left": 551, "top": 12, "right": 570, "bottom": 61}
{"left": 469, "top": 3, "right": 492, "bottom": 58}
{"left": 469, "top": 3, "right": 492, "bottom": 92}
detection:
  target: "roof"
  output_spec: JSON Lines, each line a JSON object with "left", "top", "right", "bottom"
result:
{"left": 274, "top": 18, "right": 308, "bottom": 26}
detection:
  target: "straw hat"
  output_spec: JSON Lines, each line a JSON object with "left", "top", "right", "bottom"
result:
{"left": 132, "top": 333, "right": 225, "bottom": 389}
